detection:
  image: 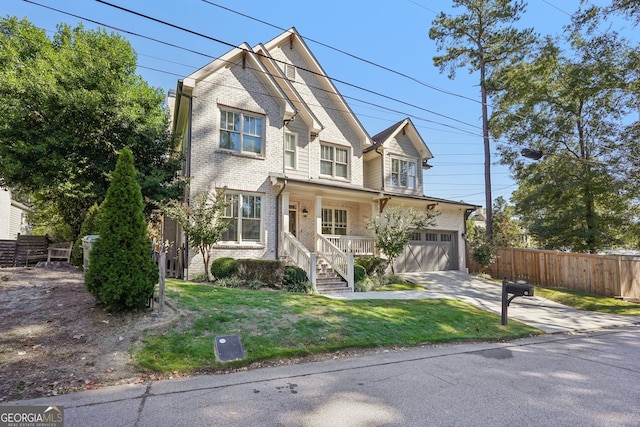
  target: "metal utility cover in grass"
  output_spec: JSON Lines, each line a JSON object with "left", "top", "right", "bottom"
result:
{"left": 214, "top": 334, "right": 246, "bottom": 362}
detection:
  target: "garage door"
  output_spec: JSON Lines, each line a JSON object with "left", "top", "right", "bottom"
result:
{"left": 394, "top": 231, "right": 458, "bottom": 272}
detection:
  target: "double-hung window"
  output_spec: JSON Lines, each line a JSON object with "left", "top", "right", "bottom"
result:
{"left": 219, "top": 109, "right": 264, "bottom": 155}
{"left": 321, "top": 208, "right": 347, "bottom": 235}
{"left": 284, "top": 132, "right": 296, "bottom": 169}
{"left": 320, "top": 144, "right": 349, "bottom": 179}
{"left": 391, "top": 158, "right": 416, "bottom": 189}
{"left": 222, "top": 193, "right": 262, "bottom": 243}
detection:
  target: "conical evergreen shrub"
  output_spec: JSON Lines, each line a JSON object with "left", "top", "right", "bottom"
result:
{"left": 85, "top": 147, "right": 157, "bottom": 311}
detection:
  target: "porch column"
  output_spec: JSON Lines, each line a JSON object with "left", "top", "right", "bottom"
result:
{"left": 315, "top": 196, "right": 322, "bottom": 252}
{"left": 281, "top": 192, "right": 290, "bottom": 258}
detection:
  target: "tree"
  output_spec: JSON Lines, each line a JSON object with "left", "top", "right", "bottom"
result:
{"left": 491, "top": 28, "right": 639, "bottom": 253}
{"left": 85, "top": 148, "right": 157, "bottom": 311}
{"left": 161, "top": 189, "right": 230, "bottom": 280}
{"left": 492, "top": 196, "right": 524, "bottom": 248}
{"left": 367, "top": 205, "right": 438, "bottom": 274}
{"left": 0, "top": 17, "right": 181, "bottom": 238}
{"left": 429, "top": 0, "right": 536, "bottom": 238}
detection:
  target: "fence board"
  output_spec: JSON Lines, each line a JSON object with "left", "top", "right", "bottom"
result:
{"left": 470, "top": 248, "right": 640, "bottom": 298}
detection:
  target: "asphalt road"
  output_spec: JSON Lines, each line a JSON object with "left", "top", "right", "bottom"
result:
{"left": 12, "top": 325, "right": 640, "bottom": 427}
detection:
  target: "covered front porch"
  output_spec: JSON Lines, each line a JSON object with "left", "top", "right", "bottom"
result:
{"left": 276, "top": 181, "right": 382, "bottom": 292}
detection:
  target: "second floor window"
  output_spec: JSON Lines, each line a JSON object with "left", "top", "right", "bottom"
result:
{"left": 220, "top": 109, "right": 264, "bottom": 155}
{"left": 391, "top": 158, "right": 416, "bottom": 189}
{"left": 284, "top": 132, "right": 296, "bottom": 169}
{"left": 320, "top": 144, "right": 349, "bottom": 179}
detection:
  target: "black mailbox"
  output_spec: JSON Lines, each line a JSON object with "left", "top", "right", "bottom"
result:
{"left": 501, "top": 278, "right": 534, "bottom": 325}
{"left": 506, "top": 282, "right": 534, "bottom": 297}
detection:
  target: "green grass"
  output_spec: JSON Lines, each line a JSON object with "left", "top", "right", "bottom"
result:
{"left": 135, "top": 279, "right": 540, "bottom": 374}
{"left": 376, "top": 283, "right": 426, "bottom": 291}
{"left": 535, "top": 287, "right": 640, "bottom": 316}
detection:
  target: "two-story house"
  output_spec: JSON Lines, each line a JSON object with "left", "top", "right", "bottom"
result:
{"left": 169, "top": 28, "right": 477, "bottom": 291}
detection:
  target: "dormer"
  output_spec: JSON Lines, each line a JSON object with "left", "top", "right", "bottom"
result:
{"left": 363, "top": 118, "right": 433, "bottom": 195}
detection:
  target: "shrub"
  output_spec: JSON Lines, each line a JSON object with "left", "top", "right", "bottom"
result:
{"left": 84, "top": 148, "right": 157, "bottom": 312}
{"left": 211, "top": 257, "right": 237, "bottom": 280}
{"left": 216, "top": 277, "right": 242, "bottom": 288}
{"left": 236, "top": 259, "right": 284, "bottom": 289}
{"left": 354, "top": 264, "right": 366, "bottom": 283}
{"left": 355, "top": 256, "right": 389, "bottom": 276}
{"left": 355, "top": 277, "right": 377, "bottom": 292}
{"left": 283, "top": 265, "right": 312, "bottom": 293}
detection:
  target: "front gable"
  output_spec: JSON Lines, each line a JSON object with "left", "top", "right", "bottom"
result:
{"left": 363, "top": 118, "right": 434, "bottom": 195}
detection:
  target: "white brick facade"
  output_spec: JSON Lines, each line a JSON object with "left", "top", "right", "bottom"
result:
{"left": 171, "top": 29, "right": 476, "bottom": 278}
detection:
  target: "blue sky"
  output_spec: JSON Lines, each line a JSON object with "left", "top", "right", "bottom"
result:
{"left": 3, "top": 0, "right": 634, "bottom": 208}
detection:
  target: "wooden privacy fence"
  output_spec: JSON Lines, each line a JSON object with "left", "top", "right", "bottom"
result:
{"left": 469, "top": 247, "right": 640, "bottom": 298}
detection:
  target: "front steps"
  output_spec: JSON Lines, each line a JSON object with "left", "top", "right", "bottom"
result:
{"left": 315, "top": 256, "right": 351, "bottom": 293}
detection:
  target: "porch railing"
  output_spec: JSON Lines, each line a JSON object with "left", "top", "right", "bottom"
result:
{"left": 283, "top": 231, "right": 316, "bottom": 286}
{"left": 325, "top": 235, "right": 375, "bottom": 255}
{"left": 317, "top": 234, "right": 354, "bottom": 290}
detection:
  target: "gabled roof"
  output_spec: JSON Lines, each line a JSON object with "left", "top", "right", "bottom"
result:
{"left": 367, "top": 118, "right": 434, "bottom": 159}
{"left": 252, "top": 42, "right": 323, "bottom": 135}
{"left": 262, "top": 28, "right": 372, "bottom": 147}
{"left": 182, "top": 42, "right": 296, "bottom": 120}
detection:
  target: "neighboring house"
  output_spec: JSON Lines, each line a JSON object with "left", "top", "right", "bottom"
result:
{"left": 0, "top": 188, "right": 31, "bottom": 240}
{"left": 169, "top": 28, "right": 477, "bottom": 290}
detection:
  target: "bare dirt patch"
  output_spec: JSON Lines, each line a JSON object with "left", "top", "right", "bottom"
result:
{"left": 0, "top": 264, "right": 180, "bottom": 402}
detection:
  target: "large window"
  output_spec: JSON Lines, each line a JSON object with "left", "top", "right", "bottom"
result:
{"left": 284, "top": 132, "right": 296, "bottom": 169}
{"left": 222, "top": 193, "right": 262, "bottom": 243}
{"left": 321, "top": 208, "right": 347, "bottom": 235}
{"left": 391, "top": 158, "right": 416, "bottom": 189}
{"left": 219, "top": 109, "right": 264, "bottom": 155}
{"left": 320, "top": 144, "right": 349, "bottom": 179}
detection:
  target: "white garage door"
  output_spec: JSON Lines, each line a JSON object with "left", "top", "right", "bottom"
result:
{"left": 394, "top": 231, "right": 458, "bottom": 272}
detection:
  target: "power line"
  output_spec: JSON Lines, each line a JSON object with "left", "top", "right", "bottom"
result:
{"left": 199, "top": 0, "right": 482, "bottom": 106}
{"left": 21, "top": 0, "right": 484, "bottom": 137}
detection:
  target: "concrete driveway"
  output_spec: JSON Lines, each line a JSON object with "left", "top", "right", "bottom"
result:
{"left": 325, "top": 271, "right": 640, "bottom": 334}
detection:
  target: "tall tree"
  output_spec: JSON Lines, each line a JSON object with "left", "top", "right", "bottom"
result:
{"left": 85, "top": 147, "right": 157, "bottom": 311}
{"left": 491, "top": 28, "right": 638, "bottom": 253}
{"left": 0, "top": 17, "right": 181, "bottom": 238}
{"left": 429, "top": 0, "right": 536, "bottom": 238}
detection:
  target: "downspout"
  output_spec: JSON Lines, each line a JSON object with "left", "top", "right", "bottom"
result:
{"left": 177, "top": 86, "right": 193, "bottom": 280}
{"left": 275, "top": 179, "right": 287, "bottom": 259}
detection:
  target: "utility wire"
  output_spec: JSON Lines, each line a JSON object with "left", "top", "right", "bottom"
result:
{"left": 21, "top": 0, "right": 483, "bottom": 137}
{"left": 200, "top": 0, "right": 482, "bottom": 105}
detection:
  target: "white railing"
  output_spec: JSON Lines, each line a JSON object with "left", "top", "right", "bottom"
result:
{"left": 282, "top": 231, "right": 316, "bottom": 286}
{"left": 325, "top": 235, "right": 375, "bottom": 255}
{"left": 317, "top": 234, "right": 354, "bottom": 291}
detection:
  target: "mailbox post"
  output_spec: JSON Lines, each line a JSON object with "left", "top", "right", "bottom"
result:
{"left": 501, "top": 277, "right": 534, "bottom": 325}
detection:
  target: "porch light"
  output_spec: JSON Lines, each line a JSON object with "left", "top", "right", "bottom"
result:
{"left": 302, "top": 207, "right": 308, "bottom": 217}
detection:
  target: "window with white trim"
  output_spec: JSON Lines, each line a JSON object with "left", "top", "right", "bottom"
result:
{"left": 219, "top": 109, "right": 264, "bottom": 155}
{"left": 321, "top": 208, "right": 347, "bottom": 235}
{"left": 391, "top": 158, "right": 417, "bottom": 189}
{"left": 222, "top": 193, "right": 262, "bottom": 243}
{"left": 320, "top": 144, "right": 349, "bottom": 179}
{"left": 284, "top": 132, "right": 296, "bottom": 169}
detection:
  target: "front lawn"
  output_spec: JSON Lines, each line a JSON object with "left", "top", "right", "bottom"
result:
{"left": 535, "top": 287, "right": 640, "bottom": 316}
{"left": 135, "top": 279, "right": 539, "bottom": 373}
